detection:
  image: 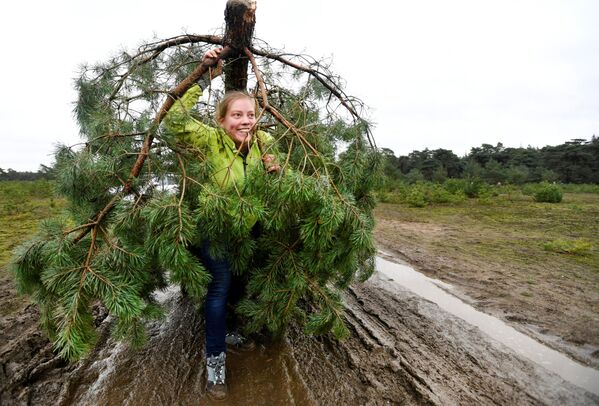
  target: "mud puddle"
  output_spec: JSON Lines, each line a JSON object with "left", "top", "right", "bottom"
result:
{"left": 3, "top": 256, "right": 599, "bottom": 405}
{"left": 205, "top": 341, "right": 313, "bottom": 405}
{"left": 377, "top": 251, "right": 599, "bottom": 397}
{"left": 58, "top": 286, "right": 313, "bottom": 405}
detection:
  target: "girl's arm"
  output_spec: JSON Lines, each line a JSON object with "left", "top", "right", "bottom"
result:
{"left": 162, "top": 84, "right": 215, "bottom": 147}
{"left": 162, "top": 48, "right": 223, "bottom": 147}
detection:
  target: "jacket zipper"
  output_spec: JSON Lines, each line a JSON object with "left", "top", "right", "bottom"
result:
{"left": 242, "top": 154, "right": 248, "bottom": 178}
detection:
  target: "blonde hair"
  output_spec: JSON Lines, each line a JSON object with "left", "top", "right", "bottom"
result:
{"left": 215, "top": 91, "right": 259, "bottom": 123}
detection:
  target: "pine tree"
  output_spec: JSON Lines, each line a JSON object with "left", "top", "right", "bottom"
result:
{"left": 10, "top": 1, "right": 381, "bottom": 361}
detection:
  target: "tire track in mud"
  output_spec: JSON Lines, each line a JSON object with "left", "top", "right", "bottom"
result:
{"left": 373, "top": 217, "right": 599, "bottom": 370}
{"left": 57, "top": 289, "right": 206, "bottom": 405}
{"left": 2, "top": 271, "right": 598, "bottom": 405}
{"left": 287, "top": 273, "right": 598, "bottom": 405}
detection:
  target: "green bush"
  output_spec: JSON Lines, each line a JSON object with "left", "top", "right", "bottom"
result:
{"left": 477, "top": 190, "right": 494, "bottom": 205}
{"left": 521, "top": 183, "right": 538, "bottom": 196}
{"left": 405, "top": 168, "right": 424, "bottom": 184}
{"left": 380, "top": 181, "right": 469, "bottom": 206}
{"left": 534, "top": 183, "right": 563, "bottom": 203}
{"left": 543, "top": 239, "right": 592, "bottom": 255}
{"left": 427, "top": 183, "right": 462, "bottom": 204}
{"left": 376, "top": 190, "right": 403, "bottom": 204}
{"left": 443, "top": 178, "right": 468, "bottom": 194}
{"left": 463, "top": 178, "right": 488, "bottom": 198}
{"left": 406, "top": 186, "right": 427, "bottom": 207}
{"left": 560, "top": 184, "right": 599, "bottom": 194}
{"left": 376, "top": 181, "right": 410, "bottom": 204}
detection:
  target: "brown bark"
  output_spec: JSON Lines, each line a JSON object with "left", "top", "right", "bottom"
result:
{"left": 223, "top": 0, "right": 257, "bottom": 91}
{"left": 72, "top": 2, "right": 258, "bottom": 243}
{"left": 248, "top": 46, "right": 376, "bottom": 149}
{"left": 73, "top": 47, "right": 239, "bottom": 244}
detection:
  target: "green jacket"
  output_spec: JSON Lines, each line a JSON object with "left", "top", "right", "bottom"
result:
{"left": 163, "top": 84, "right": 274, "bottom": 190}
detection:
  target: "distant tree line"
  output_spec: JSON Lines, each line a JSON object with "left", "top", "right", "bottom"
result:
{"left": 4, "top": 137, "right": 598, "bottom": 185}
{"left": 382, "top": 136, "right": 599, "bottom": 185}
{"left": 0, "top": 165, "right": 54, "bottom": 181}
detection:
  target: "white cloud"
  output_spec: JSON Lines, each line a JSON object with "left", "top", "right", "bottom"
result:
{"left": 0, "top": 0, "right": 597, "bottom": 170}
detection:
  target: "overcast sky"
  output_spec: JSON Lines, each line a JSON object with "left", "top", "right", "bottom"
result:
{"left": 1, "top": 0, "right": 597, "bottom": 171}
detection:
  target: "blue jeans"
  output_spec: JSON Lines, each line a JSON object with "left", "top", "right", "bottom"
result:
{"left": 198, "top": 240, "right": 248, "bottom": 356}
{"left": 198, "top": 240, "right": 232, "bottom": 357}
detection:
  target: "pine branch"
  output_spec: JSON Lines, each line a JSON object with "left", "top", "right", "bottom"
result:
{"left": 248, "top": 45, "right": 376, "bottom": 149}
{"left": 14, "top": 4, "right": 381, "bottom": 359}
{"left": 72, "top": 46, "right": 236, "bottom": 244}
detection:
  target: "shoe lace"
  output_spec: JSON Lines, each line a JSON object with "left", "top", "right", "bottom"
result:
{"left": 207, "top": 352, "right": 226, "bottom": 385}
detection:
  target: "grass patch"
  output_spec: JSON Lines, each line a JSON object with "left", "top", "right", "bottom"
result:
{"left": 543, "top": 239, "right": 592, "bottom": 255}
{"left": 0, "top": 180, "right": 65, "bottom": 269}
{"left": 375, "top": 189, "right": 599, "bottom": 272}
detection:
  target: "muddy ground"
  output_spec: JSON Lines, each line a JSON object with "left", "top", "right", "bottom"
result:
{"left": 374, "top": 203, "right": 599, "bottom": 370}
{"left": 2, "top": 260, "right": 598, "bottom": 405}
{"left": 2, "top": 199, "right": 599, "bottom": 404}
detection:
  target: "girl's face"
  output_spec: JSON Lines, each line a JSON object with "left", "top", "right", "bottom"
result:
{"left": 219, "top": 97, "right": 256, "bottom": 149}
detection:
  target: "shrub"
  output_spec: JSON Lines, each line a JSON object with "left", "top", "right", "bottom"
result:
{"left": 443, "top": 178, "right": 467, "bottom": 195}
{"left": 444, "top": 178, "right": 481, "bottom": 197}
{"left": 427, "top": 184, "right": 457, "bottom": 204}
{"left": 477, "top": 190, "right": 494, "bottom": 205}
{"left": 521, "top": 183, "right": 538, "bottom": 196}
{"left": 543, "top": 239, "right": 592, "bottom": 255}
{"left": 534, "top": 183, "right": 563, "bottom": 203}
{"left": 376, "top": 190, "right": 403, "bottom": 204}
{"left": 463, "top": 178, "right": 487, "bottom": 198}
{"left": 540, "top": 169, "right": 559, "bottom": 183}
{"left": 406, "top": 186, "right": 427, "bottom": 207}
{"left": 405, "top": 168, "right": 424, "bottom": 184}
{"left": 560, "top": 184, "right": 599, "bottom": 194}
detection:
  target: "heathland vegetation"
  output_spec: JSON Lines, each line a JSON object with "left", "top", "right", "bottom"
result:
{"left": 0, "top": 180, "right": 65, "bottom": 266}
{"left": 0, "top": 166, "right": 53, "bottom": 181}
{"left": 374, "top": 135, "right": 598, "bottom": 276}
{"left": 381, "top": 136, "right": 599, "bottom": 186}
{"left": 0, "top": 180, "right": 65, "bottom": 317}
{"left": 373, "top": 138, "right": 598, "bottom": 361}
{"left": 377, "top": 136, "right": 598, "bottom": 207}
{"left": 2, "top": 135, "right": 598, "bottom": 364}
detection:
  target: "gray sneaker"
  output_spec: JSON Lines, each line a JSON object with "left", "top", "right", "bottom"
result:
{"left": 225, "top": 331, "right": 256, "bottom": 352}
{"left": 206, "top": 352, "right": 227, "bottom": 400}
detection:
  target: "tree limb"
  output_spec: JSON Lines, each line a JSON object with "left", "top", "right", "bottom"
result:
{"left": 73, "top": 47, "right": 234, "bottom": 244}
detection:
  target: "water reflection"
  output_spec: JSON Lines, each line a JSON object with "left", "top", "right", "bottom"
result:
{"left": 376, "top": 254, "right": 599, "bottom": 396}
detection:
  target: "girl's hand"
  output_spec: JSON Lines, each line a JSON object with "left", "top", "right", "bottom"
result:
{"left": 262, "top": 154, "right": 281, "bottom": 174}
{"left": 202, "top": 48, "right": 223, "bottom": 79}
{"left": 202, "top": 47, "right": 222, "bottom": 66}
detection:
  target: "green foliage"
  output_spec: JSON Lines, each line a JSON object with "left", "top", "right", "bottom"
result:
{"left": 533, "top": 183, "right": 563, "bottom": 203}
{"left": 463, "top": 178, "right": 488, "bottom": 198}
{"left": 405, "top": 168, "right": 424, "bottom": 184}
{"left": 380, "top": 136, "right": 599, "bottom": 186}
{"left": 1, "top": 179, "right": 54, "bottom": 215}
{"left": 540, "top": 168, "right": 560, "bottom": 183}
{"left": 378, "top": 180, "right": 467, "bottom": 208}
{"left": 506, "top": 165, "right": 530, "bottom": 185}
{"left": 426, "top": 183, "right": 459, "bottom": 204}
{"left": 406, "top": 186, "right": 427, "bottom": 208}
{"left": 560, "top": 183, "right": 599, "bottom": 194}
{"left": 11, "top": 35, "right": 380, "bottom": 360}
{"left": 543, "top": 239, "right": 592, "bottom": 255}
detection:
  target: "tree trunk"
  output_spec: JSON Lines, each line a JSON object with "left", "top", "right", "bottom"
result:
{"left": 223, "top": 0, "right": 257, "bottom": 92}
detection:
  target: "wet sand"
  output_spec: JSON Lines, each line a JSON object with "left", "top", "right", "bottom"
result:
{"left": 2, "top": 255, "right": 598, "bottom": 405}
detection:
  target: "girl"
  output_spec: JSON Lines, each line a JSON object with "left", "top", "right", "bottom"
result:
{"left": 163, "top": 47, "right": 279, "bottom": 400}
